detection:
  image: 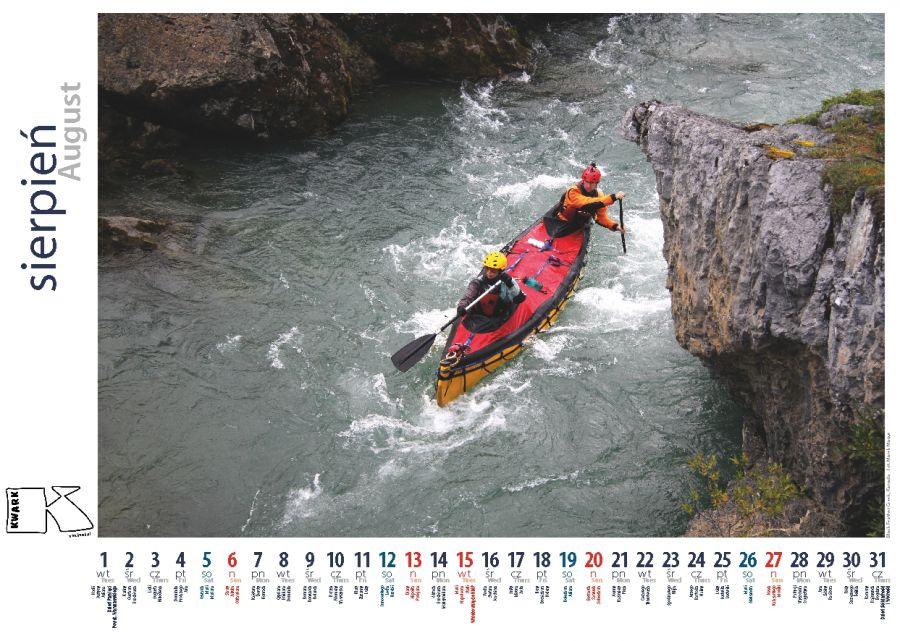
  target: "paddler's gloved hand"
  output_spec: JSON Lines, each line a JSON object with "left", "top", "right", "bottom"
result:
{"left": 499, "top": 273, "right": 514, "bottom": 286}
{"left": 457, "top": 305, "right": 467, "bottom": 317}
{"left": 513, "top": 290, "right": 526, "bottom": 304}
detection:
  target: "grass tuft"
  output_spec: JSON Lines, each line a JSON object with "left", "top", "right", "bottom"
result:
{"left": 792, "top": 89, "right": 884, "bottom": 218}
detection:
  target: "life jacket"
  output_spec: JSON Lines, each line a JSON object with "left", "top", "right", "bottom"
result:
{"left": 475, "top": 275, "right": 517, "bottom": 316}
{"left": 478, "top": 290, "right": 500, "bottom": 316}
{"left": 558, "top": 182, "right": 604, "bottom": 222}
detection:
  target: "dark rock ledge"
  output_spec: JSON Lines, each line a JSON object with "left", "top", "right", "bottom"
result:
{"left": 98, "top": 13, "right": 539, "bottom": 163}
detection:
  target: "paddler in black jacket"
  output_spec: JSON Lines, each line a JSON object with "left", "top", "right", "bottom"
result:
{"left": 457, "top": 251, "right": 526, "bottom": 318}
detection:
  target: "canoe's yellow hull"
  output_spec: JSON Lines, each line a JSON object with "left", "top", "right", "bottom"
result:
{"left": 435, "top": 269, "right": 583, "bottom": 406}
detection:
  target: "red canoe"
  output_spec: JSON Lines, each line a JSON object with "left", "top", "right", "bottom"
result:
{"left": 435, "top": 215, "right": 590, "bottom": 405}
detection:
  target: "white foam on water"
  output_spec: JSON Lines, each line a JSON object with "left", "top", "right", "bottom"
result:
{"left": 531, "top": 334, "right": 570, "bottom": 361}
{"left": 341, "top": 368, "right": 403, "bottom": 413}
{"left": 280, "top": 473, "right": 323, "bottom": 524}
{"left": 575, "top": 285, "right": 670, "bottom": 331}
{"left": 341, "top": 404, "right": 500, "bottom": 456}
{"left": 240, "top": 488, "right": 261, "bottom": 533}
{"left": 216, "top": 335, "right": 242, "bottom": 354}
{"left": 539, "top": 98, "right": 561, "bottom": 117}
{"left": 532, "top": 363, "right": 591, "bottom": 378}
{"left": 325, "top": 362, "right": 553, "bottom": 530}
{"left": 511, "top": 71, "right": 531, "bottom": 83}
{"left": 393, "top": 307, "right": 455, "bottom": 341}
{"left": 607, "top": 14, "right": 622, "bottom": 35}
{"left": 340, "top": 384, "right": 516, "bottom": 459}
{"left": 370, "top": 373, "right": 399, "bottom": 409}
{"left": 458, "top": 82, "right": 508, "bottom": 132}
{"left": 494, "top": 173, "right": 571, "bottom": 204}
{"left": 377, "top": 459, "right": 404, "bottom": 479}
{"left": 623, "top": 84, "right": 637, "bottom": 98}
{"left": 452, "top": 364, "right": 542, "bottom": 416}
{"left": 601, "top": 211, "right": 663, "bottom": 249}
{"left": 384, "top": 224, "right": 493, "bottom": 285}
{"left": 267, "top": 326, "right": 302, "bottom": 369}
{"left": 589, "top": 40, "right": 615, "bottom": 68}
{"left": 362, "top": 286, "right": 379, "bottom": 307}
{"left": 359, "top": 327, "right": 383, "bottom": 344}
{"left": 616, "top": 216, "right": 668, "bottom": 283}
{"left": 590, "top": 18, "right": 629, "bottom": 73}
{"left": 589, "top": 41, "right": 606, "bottom": 65}
{"left": 278, "top": 273, "right": 290, "bottom": 289}
{"left": 474, "top": 80, "right": 498, "bottom": 103}
{"left": 503, "top": 470, "right": 581, "bottom": 493}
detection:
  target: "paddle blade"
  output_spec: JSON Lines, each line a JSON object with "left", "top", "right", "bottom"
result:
{"left": 391, "top": 333, "right": 438, "bottom": 372}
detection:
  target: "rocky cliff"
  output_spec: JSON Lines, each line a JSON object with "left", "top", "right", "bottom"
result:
{"left": 622, "top": 100, "right": 884, "bottom": 535}
{"left": 99, "top": 14, "right": 380, "bottom": 146}
{"left": 332, "top": 14, "right": 533, "bottom": 80}
{"left": 98, "top": 13, "right": 534, "bottom": 160}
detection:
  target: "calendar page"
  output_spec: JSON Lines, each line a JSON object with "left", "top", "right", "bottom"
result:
{"left": 1, "top": 4, "right": 893, "bottom": 638}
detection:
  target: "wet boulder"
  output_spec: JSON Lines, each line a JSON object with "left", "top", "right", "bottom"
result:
{"left": 99, "top": 14, "right": 379, "bottom": 141}
{"left": 331, "top": 14, "right": 533, "bottom": 80}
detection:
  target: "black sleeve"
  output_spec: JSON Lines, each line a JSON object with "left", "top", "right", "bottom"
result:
{"left": 457, "top": 279, "right": 483, "bottom": 310}
{"left": 579, "top": 201, "right": 605, "bottom": 215}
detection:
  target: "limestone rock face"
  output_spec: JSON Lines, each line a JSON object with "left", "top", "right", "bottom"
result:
{"left": 99, "top": 14, "right": 379, "bottom": 141}
{"left": 622, "top": 101, "right": 884, "bottom": 533}
{"left": 332, "top": 14, "right": 533, "bottom": 80}
{"left": 818, "top": 103, "right": 874, "bottom": 128}
{"left": 98, "top": 14, "right": 538, "bottom": 164}
{"left": 99, "top": 14, "right": 536, "bottom": 149}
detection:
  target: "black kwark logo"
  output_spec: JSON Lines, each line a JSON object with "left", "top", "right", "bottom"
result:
{"left": 6, "top": 487, "right": 93, "bottom": 534}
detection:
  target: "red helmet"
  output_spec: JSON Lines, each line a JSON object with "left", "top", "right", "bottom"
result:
{"left": 581, "top": 162, "right": 601, "bottom": 183}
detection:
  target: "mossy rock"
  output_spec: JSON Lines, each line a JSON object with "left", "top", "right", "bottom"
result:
{"left": 792, "top": 89, "right": 884, "bottom": 218}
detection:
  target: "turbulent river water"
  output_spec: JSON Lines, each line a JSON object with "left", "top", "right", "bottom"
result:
{"left": 98, "top": 14, "right": 884, "bottom": 537}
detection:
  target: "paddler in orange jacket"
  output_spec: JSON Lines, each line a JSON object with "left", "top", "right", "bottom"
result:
{"left": 547, "top": 162, "right": 626, "bottom": 236}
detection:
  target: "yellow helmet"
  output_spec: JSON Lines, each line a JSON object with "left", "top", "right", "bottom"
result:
{"left": 483, "top": 251, "right": 507, "bottom": 270}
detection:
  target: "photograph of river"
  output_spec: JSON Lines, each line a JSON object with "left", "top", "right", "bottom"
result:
{"left": 98, "top": 14, "right": 884, "bottom": 537}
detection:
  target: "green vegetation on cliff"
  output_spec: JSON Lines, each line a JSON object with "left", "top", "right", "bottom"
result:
{"left": 791, "top": 88, "right": 884, "bottom": 125}
{"left": 793, "top": 89, "right": 884, "bottom": 217}
{"left": 683, "top": 453, "right": 803, "bottom": 527}
{"left": 841, "top": 408, "right": 885, "bottom": 536}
